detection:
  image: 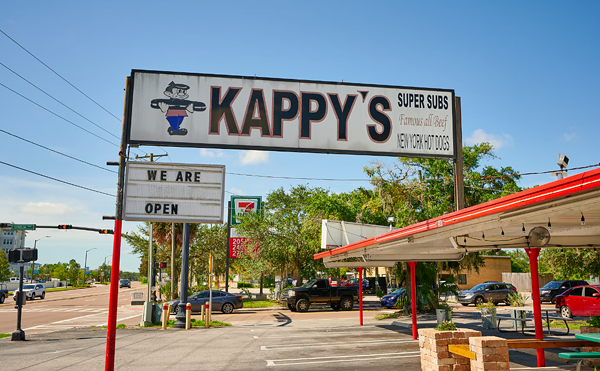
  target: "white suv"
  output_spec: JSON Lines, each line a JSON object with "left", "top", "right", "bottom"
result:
{"left": 14, "top": 283, "right": 46, "bottom": 300}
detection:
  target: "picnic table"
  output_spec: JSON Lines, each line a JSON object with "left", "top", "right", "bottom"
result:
{"left": 496, "top": 306, "right": 572, "bottom": 335}
{"left": 558, "top": 333, "right": 600, "bottom": 371}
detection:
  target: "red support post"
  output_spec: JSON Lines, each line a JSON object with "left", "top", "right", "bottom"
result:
{"left": 104, "top": 219, "right": 122, "bottom": 371}
{"left": 408, "top": 261, "right": 417, "bottom": 340}
{"left": 358, "top": 267, "right": 363, "bottom": 326}
{"left": 526, "top": 247, "right": 545, "bottom": 367}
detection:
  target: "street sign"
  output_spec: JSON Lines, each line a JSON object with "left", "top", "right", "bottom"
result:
{"left": 231, "top": 196, "right": 261, "bottom": 225}
{"left": 11, "top": 224, "right": 36, "bottom": 230}
{"left": 123, "top": 162, "right": 226, "bottom": 223}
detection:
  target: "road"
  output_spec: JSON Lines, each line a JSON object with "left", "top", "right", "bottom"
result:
{"left": 0, "top": 282, "right": 145, "bottom": 335}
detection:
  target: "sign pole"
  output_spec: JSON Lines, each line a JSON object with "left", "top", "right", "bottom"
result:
{"left": 11, "top": 261, "right": 25, "bottom": 341}
{"left": 225, "top": 201, "right": 232, "bottom": 292}
{"left": 105, "top": 77, "right": 130, "bottom": 371}
{"left": 171, "top": 223, "right": 175, "bottom": 300}
{"left": 173, "top": 223, "right": 190, "bottom": 328}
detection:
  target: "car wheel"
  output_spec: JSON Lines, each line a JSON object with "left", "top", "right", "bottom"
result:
{"left": 221, "top": 303, "right": 234, "bottom": 314}
{"left": 560, "top": 305, "right": 572, "bottom": 319}
{"left": 330, "top": 303, "right": 341, "bottom": 311}
{"left": 474, "top": 296, "right": 484, "bottom": 305}
{"left": 0, "top": 295, "right": 4, "bottom": 304}
{"left": 296, "top": 299, "right": 310, "bottom": 312}
{"left": 287, "top": 304, "right": 297, "bottom": 312}
{"left": 41, "top": 292, "right": 45, "bottom": 300}
{"left": 340, "top": 297, "right": 354, "bottom": 311}
{"left": 461, "top": 303, "right": 469, "bottom": 307}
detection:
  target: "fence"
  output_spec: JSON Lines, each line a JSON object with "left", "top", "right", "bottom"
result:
{"left": 501, "top": 272, "right": 553, "bottom": 292}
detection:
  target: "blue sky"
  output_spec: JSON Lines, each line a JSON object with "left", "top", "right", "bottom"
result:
{"left": 1, "top": 1, "right": 598, "bottom": 271}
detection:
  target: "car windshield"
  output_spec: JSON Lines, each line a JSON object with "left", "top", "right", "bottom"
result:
{"left": 391, "top": 288, "right": 406, "bottom": 295}
{"left": 23, "top": 285, "right": 34, "bottom": 290}
{"left": 542, "top": 281, "right": 562, "bottom": 289}
{"left": 301, "top": 279, "right": 319, "bottom": 288}
{"left": 469, "top": 284, "right": 487, "bottom": 292}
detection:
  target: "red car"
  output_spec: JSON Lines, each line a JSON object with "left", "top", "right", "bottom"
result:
{"left": 555, "top": 285, "right": 600, "bottom": 318}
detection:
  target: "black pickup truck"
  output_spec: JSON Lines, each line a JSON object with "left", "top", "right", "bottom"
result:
{"left": 281, "top": 279, "right": 359, "bottom": 312}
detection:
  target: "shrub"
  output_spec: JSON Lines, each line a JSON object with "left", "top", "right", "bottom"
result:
{"left": 435, "top": 320, "right": 457, "bottom": 331}
{"left": 237, "top": 282, "right": 254, "bottom": 288}
{"left": 507, "top": 292, "right": 528, "bottom": 307}
{"left": 375, "top": 289, "right": 385, "bottom": 298}
{"left": 476, "top": 300, "right": 496, "bottom": 313}
{"left": 588, "top": 315, "right": 600, "bottom": 328}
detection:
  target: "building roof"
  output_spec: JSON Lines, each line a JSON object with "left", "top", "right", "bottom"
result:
{"left": 315, "top": 167, "right": 600, "bottom": 267}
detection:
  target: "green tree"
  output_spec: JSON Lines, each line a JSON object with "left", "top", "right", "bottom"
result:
{"left": 0, "top": 252, "right": 11, "bottom": 282}
{"left": 53, "top": 263, "right": 68, "bottom": 281}
{"left": 539, "top": 248, "right": 600, "bottom": 280}
{"left": 66, "top": 259, "right": 80, "bottom": 286}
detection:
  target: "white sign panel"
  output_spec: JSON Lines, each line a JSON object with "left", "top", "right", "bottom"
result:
{"left": 321, "top": 220, "right": 393, "bottom": 249}
{"left": 127, "top": 70, "right": 455, "bottom": 158}
{"left": 123, "top": 162, "right": 225, "bottom": 223}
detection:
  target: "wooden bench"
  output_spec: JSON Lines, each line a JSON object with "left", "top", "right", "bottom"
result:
{"left": 495, "top": 315, "right": 531, "bottom": 334}
{"left": 558, "top": 352, "right": 600, "bottom": 371}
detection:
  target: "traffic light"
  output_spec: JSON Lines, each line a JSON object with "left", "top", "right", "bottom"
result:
{"left": 58, "top": 225, "right": 72, "bottom": 230}
{"left": 98, "top": 229, "right": 114, "bottom": 234}
{"left": 159, "top": 262, "right": 167, "bottom": 269}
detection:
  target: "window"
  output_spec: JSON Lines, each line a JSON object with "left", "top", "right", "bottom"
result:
{"left": 458, "top": 274, "right": 466, "bottom": 285}
{"left": 316, "top": 280, "right": 327, "bottom": 289}
{"left": 570, "top": 287, "right": 584, "bottom": 296}
{"left": 584, "top": 287, "right": 599, "bottom": 297}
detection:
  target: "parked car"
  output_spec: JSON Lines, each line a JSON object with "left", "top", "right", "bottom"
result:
{"left": 119, "top": 279, "right": 131, "bottom": 288}
{"left": 0, "top": 283, "right": 9, "bottom": 304}
{"left": 555, "top": 285, "right": 600, "bottom": 318}
{"left": 380, "top": 288, "right": 406, "bottom": 308}
{"left": 540, "top": 280, "right": 588, "bottom": 304}
{"left": 457, "top": 281, "right": 517, "bottom": 306}
{"left": 166, "top": 290, "right": 243, "bottom": 314}
{"left": 13, "top": 284, "right": 45, "bottom": 301}
{"left": 281, "top": 278, "right": 359, "bottom": 312}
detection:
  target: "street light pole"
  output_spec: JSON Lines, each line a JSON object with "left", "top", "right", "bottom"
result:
{"left": 84, "top": 248, "right": 97, "bottom": 284}
{"left": 103, "top": 255, "right": 112, "bottom": 283}
{"left": 31, "top": 236, "right": 50, "bottom": 282}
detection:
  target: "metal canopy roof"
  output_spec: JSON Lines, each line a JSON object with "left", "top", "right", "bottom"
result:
{"left": 315, "top": 167, "right": 600, "bottom": 268}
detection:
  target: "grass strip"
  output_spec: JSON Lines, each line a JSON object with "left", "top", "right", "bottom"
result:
{"left": 0, "top": 334, "right": 10, "bottom": 339}
{"left": 242, "top": 299, "right": 283, "bottom": 308}
{"left": 375, "top": 313, "right": 401, "bottom": 320}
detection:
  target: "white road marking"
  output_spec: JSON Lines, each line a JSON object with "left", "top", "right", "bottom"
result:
{"left": 266, "top": 352, "right": 420, "bottom": 366}
{"left": 261, "top": 339, "right": 417, "bottom": 350}
{"left": 253, "top": 330, "right": 395, "bottom": 339}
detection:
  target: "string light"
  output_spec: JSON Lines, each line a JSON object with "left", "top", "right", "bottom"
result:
{"left": 522, "top": 224, "right": 526, "bottom": 235}
{"left": 465, "top": 249, "right": 469, "bottom": 255}
{"left": 581, "top": 212, "right": 585, "bottom": 226}
{"left": 548, "top": 218, "right": 552, "bottom": 231}
{"left": 501, "top": 228, "right": 505, "bottom": 238}
{"left": 482, "top": 231, "right": 485, "bottom": 239}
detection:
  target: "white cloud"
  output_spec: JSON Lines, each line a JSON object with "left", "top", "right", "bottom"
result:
{"left": 123, "top": 250, "right": 132, "bottom": 254}
{"left": 18, "top": 202, "right": 75, "bottom": 215}
{"left": 563, "top": 132, "right": 576, "bottom": 141}
{"left": 239, "top": 150, "right": 269, "bottom": 165}
{"left": 229, "top": 187, "right": 245, "bottom": 195}
{"left": 199, "top": 149, "right": 225, "bottom": 158}
{"left": 465, "top": 129, "right": 513, "bottom": 149}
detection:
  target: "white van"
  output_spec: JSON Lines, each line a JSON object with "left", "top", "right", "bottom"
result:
{"left": 9, "top": 277, "right": 19, "bottom": 283}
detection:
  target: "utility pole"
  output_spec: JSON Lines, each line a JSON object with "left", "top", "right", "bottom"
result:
{"left": 453, "top": 96, "right": 465, "bottom": 211}
{"left": 171, "top": 223, "right": 175, "bottom": 301}
{"left": 136, "top": 153, "right": 167, "bottom": 327}
{"left": 225, "top": 201, "right": 232, "bottom": 292}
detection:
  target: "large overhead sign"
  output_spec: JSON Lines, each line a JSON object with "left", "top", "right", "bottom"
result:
{"left": 123, "top": 161, "right": 225, "bottom": 223}
{"left": 127, "top": 70, "right": 456, "bottom": 158}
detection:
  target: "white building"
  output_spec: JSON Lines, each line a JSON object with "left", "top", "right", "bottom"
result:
{"left": 1, "top": 228, "right": 27, "bottom": 275}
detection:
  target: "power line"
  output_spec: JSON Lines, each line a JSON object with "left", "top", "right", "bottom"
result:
{"left": 0, "top": 160, "right": 115, "bottom": 197}
{"left": 0, "top": 81, "right": 120, "bottom": 148}
{"left": 0, "top": 29, "right": 122, "bottom": 122}
{"left": 0, "top": 61, "right": 121, "bottom": 141}
{"left": 0, "top": 129, "right": 117, "bottom": 173}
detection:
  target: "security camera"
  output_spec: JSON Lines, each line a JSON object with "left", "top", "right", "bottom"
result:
{"left": 557, "top": 154, "right": 569, "bottom": 170}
